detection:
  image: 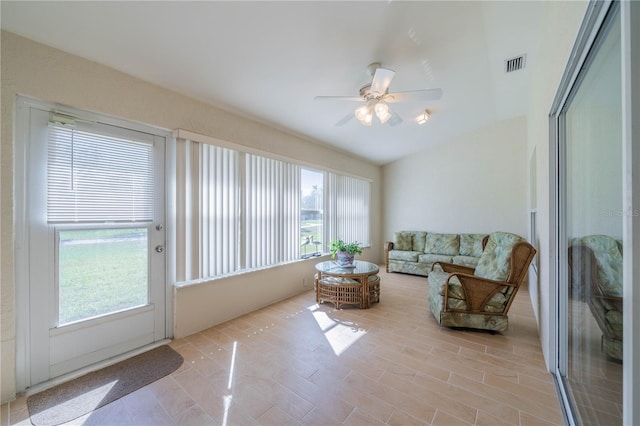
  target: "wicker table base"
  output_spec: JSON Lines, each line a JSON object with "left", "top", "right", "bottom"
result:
{"left": 314, "top": 261, "right": 380, "bottom": 309}
{"left": 316, "top": 277, "right": 363, "bottom": 309}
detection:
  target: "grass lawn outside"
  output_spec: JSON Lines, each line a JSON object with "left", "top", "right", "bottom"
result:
{"left": 58, "top": 228, "right": 148, "bottom": 324}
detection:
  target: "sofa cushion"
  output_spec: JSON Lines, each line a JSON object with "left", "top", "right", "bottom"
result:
{"left": 393, "top": 231, "right": 414, "bottom": 251}
{"left": 425, "top": 233, "right": 460, "bottom": 256}
{"left": 475, "top": 232, "right": 525, "bottom": 281}
{"left": 388, "top": 260, "right": 430, "bottom": 276}
{"left": 412, "top": 231, "right": 427, "bottom": 253}
{"left": 418, "top": 254, "right": 453, "bottom": 265}
{"left": 388, "top": 250, "right": 421, "bottom": 262}
{"left": 459, "top": 234, "right": 486, "bottom": 257}
{"left": 453, "top": 255, "right": 481, "bottom": 268}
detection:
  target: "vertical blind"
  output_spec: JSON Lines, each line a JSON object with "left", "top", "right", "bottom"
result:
{"left": 175, "top": 140, "right": 240, "bottom": 281}
{"left": 245, "top": 154, "right": 300, "bottom": 269}
{"left": 326, "top": 173, "right": 371, "bottom": 246}
{"left": 174, "top": 135, "right": 371, "bottom": 283}
{"left": 47, "top": 125, "right": 154, "bottom": 223}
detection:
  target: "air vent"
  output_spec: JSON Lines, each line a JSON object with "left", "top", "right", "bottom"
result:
{"left": 505, "top": 54, "right": 526, "bottom": 73}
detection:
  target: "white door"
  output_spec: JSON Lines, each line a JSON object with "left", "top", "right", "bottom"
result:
{"left": 20, "top": 99, "right": 168, "bottom": 387}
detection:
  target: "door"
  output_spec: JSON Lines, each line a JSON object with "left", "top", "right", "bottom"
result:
{"left": 20, "top": 99, "right": 168, "bottom": 387}
{"left": 553, "top": 3, "right": 623, "bottom": 424}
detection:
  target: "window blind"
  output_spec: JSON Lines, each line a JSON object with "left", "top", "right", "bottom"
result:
{"left": 47, "top": 125, "right": 154, "bottom": 223}
{"left": 175, "top": 140, "right": 240, "bottom": 281}
{"left": 173, "top": 131, "right": 370, "bottom": 282}
{"left": 245, "top": 154, "right": 300, "bottom": 269}
{"left": 326, "top": 173, "right": 371, "bottom": 246}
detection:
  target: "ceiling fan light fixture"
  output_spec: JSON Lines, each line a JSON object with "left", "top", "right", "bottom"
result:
{"left": 362, "top": 111, "right": 373, "bottom": 126}
{"left": 374, "top": 101, "right": 392, "bottom": 124}
{"left": 375, "top": 102, "right": 391, "bottom": 124}
{"left": 355, "top": 105, "right": 370, "bottom": 122}
{"left": 374, "top": 101, "right": 389, "bottom": 116}
{"left": 416, "top": 109, "right": 430, "bottom": 125}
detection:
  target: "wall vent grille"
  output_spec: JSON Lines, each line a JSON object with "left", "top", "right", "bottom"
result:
{"left": 505, "top": 54, "right": 526, "bottom": 73}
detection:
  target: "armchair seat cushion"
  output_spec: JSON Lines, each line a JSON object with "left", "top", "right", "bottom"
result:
{"left": 388, "top": 250, "right": 422, "bottom": 262}
{"left": 428, "top": 271, "right": 509, "bottom": 331}
{"left": 429, "top": 270, "right": 509, "bottom": 313}
{"left": 452, "top": 255, "right": 481, "bottom": 268}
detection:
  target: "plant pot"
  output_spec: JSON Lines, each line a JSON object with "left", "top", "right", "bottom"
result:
{"left": 336, "top": 251, "right": 355, "bottom": 266}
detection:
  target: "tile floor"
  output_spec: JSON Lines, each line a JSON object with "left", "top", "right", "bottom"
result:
{"left": 2, "top": 268, "right": 564, "bottom": 425}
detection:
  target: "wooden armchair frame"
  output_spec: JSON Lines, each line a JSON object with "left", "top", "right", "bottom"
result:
{"left": 431, "top": 241, "right": 536, "bottom": 317}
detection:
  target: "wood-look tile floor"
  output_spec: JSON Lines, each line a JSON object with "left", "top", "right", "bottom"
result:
{"left": 2, "top": 268, "right": 564, "bottom": 425}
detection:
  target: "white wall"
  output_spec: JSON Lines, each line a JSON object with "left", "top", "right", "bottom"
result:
{"left": 0, "top": 31, "right": 382, "bottom": 401}
{"left": 525, "top": 1, "right": 588, "bottom": 370}
{"left": 383, "top": 116, "right": 528, "bottom": 240}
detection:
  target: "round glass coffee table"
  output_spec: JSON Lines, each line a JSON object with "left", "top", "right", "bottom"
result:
{"left": 314, "top": 260, "right": 380, "bottom": 309}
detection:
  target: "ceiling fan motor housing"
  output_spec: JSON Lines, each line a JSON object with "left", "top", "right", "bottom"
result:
{"left": 359, "top": 84, "right": 388, "bottom": 100}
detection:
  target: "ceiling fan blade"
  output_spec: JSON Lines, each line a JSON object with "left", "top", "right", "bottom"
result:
{"left": 314, "top": 95, "right": 365, "bottom": 102}
{"left": 335, "top": 112, "right": 354, "bottom": 127}
{"left": 370, "top": 67, "right": 395, "bottom": 97}
{"left": 385, "top": 88, "right": 443, "bottom": 103}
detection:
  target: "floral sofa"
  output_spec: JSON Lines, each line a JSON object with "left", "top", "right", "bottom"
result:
{"left": 384, "top": 231, "right": 488, "bottom": 276}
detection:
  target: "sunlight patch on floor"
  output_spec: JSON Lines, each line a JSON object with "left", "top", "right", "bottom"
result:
{"left": 221, "top": 341, "right": 237, "bottom": 426}
{"left": 308, "top": 304, "right": 367, "bottom": 356}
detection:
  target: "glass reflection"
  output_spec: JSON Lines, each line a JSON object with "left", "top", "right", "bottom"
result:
{"left": 563, "top": 6, "right": 622, "bottom": 425}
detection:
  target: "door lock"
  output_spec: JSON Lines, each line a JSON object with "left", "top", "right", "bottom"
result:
{"left": 155, "top": 245, "right": 165, "bottom": 253}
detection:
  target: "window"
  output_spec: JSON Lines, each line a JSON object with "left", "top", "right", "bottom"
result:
{"left": 174, "top": 133, "right": 372, "bottom": 283}
{"left": 301, "top": 169, "right": 323, "bottom": 258}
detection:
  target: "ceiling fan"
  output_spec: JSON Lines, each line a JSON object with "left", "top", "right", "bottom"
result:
{"left": 314, "top": 62, "right": 443, "bottom": 127}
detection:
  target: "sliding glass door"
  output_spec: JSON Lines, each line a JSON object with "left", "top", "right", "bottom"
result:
{"left": 554, "top": 2, "right": 623, "bottom": 424}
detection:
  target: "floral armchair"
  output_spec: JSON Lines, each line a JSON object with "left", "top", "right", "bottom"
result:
{"left": 568, "top": 235, "right": 623, "bottom": 360}
{"left": 428, "top": 232, "right": 536, "bottom": 332}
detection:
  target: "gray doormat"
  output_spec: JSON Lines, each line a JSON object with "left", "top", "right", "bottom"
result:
{"left": 27, "top": 345, "right": 184, "bottom": 426}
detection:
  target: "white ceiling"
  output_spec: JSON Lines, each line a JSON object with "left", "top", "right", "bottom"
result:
{"left": 1, "top": 1, "right": 543, "bottom": 165}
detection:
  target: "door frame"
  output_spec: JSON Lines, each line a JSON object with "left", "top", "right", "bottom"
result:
{"left": 14, "top": 96, "right": 174, "bottom": 392}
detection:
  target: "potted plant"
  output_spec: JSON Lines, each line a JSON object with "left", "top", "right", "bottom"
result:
{"left": 329, "top": 238, "right": 363, "bottom": 266}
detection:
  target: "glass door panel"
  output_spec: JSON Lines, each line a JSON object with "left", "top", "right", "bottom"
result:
{"left": 58, "top": 227, "right": 149, "bottom": 325}
{"left": 560, "top": 5, "right": 623, "bottom": 424}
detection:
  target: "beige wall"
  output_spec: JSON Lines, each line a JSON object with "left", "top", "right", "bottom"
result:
{"left": 525, "top": 1, "right": 588, "bottom": 369}
{"left": 0, "top": 31, "right": 382, "bottom": 401}
{"left": 382, "top": 116, "right": 528, "bottom": 239}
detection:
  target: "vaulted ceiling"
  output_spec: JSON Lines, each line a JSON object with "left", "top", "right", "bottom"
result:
{"left": 1, "top": 1, "right": 543, "bottom": 165}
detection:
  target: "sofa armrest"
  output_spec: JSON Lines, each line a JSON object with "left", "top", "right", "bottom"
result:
{"left": 384, "top": 241, "right": 394, "bottom": 272}
{"left": 431, "top": 261, "right": 476, "bottom": 275}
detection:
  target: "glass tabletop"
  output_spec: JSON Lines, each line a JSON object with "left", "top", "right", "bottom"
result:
{"left": 315, "top": 260, "right": 379, "bottom": 275}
